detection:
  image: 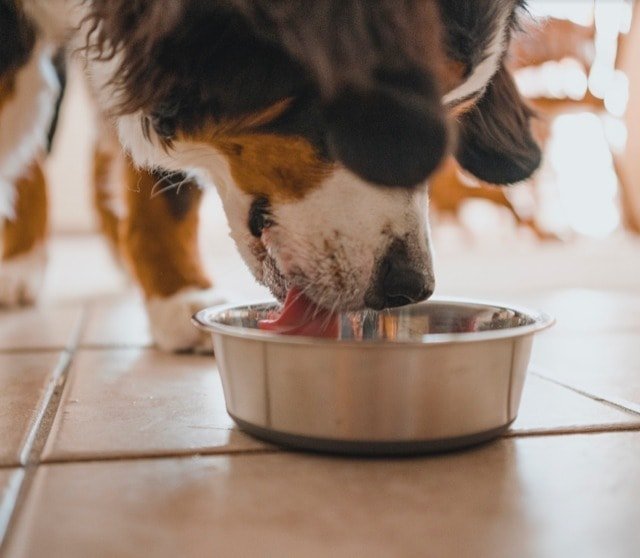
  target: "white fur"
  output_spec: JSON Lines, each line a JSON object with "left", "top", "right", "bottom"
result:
{"left": 146, "top": 287, "right": 227, "bottom": 353}
{"left": 0, "top": 243, "right": 47, "bottom": 307}
{"left": 442, "top": 8, "right": 511, "bottom": 105}
{"left": 0, "top": 41, "right": 59, "bottom": 218}
{"left": 91, "top": 86, "right": 435, "bottom": 310}
{"left": 265, "top": 169, "right": 434, "bottom": 309}
{"left": 116, "top": 110, "right": 435, "bottom": 310}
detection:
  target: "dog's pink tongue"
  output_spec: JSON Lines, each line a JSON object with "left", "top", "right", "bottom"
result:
{"left": 258, "top": 287, "right": 338, "bottom": 337}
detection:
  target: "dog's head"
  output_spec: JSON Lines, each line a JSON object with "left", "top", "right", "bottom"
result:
{"left": 84, "top": 0, "right": 540, "bottom": 310}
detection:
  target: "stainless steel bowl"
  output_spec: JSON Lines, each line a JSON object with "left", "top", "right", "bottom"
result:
{"left": 193, "top": 298, "right": 553, "bottom": 455}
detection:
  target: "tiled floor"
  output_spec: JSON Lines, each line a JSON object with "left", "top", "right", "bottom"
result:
{"left": 1, "top": 232, "right": 640, "bottom": 557}
{"left": 0, "top": 352, "right": 68, "bottom": 466}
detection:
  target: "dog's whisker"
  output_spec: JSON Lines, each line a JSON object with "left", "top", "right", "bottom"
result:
{"left": 149, "top": 172, "right": 194, "bottom": 200}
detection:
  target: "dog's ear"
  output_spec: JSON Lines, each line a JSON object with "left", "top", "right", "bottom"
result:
{"left": 0, "top": 0, "right": 35, "bottom": 77}
{"left": 454, "top": 65, "right": 541, "bottom": 185}
{"left": 323, "top": 71, "right": 448, "bottom": 188}
{"left": 83, "top": 0, "right": 185, "bottom": 114}
{"left": 231, "top": 0, "right": 449, "bottom": 187}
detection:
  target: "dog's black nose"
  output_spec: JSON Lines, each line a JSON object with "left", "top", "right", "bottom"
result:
{"left": 365, "top": 246, "right": 434, "bottom": 310}
{"left": 382, "top": 264, "right": 432, "bottom": 308}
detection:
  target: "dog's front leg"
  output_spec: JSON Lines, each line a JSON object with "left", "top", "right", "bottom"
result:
{"left": 121, "top": 160, "right": 224, "bottom": 353}
{"left": 0, "top": 158, "right": 48, "bottom": 307}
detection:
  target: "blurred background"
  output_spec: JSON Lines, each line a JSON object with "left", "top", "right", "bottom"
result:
{"left": 43, "top": 0, "right": 640, "bottom": 299}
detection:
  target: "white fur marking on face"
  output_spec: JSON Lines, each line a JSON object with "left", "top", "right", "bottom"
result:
{"left": 113, "top": 112, "right": 267, "bottom": 284}
{"left": 0, "top": 243, "right": 47, "bottom": 307}
{"left": 146, "top": 287, "right": 227, "bottom": 353}
{"left": 115, "top": 109, "right": 435, "bottom": 310}
{"left": 263, "top": 168, "right": 433, "bottom": 308}
{"left": 0, "top": 42, "right": 59, "bottom": 218}
{"left": 442, "top": 9, "right": 511, "bottom": 106}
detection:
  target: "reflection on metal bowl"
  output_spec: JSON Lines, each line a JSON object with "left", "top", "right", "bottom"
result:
{"left": 193, "top": 298, "right": 554, "bottom": 455}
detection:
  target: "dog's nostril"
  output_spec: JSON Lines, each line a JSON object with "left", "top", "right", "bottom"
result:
{"left": 364, "top": 240, "right": 434, "bottom": 310}
{"left": 382, "top": 267, "right": 432, "bottom": 308}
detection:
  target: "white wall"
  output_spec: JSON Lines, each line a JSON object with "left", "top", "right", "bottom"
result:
{"left": 618, "top": 4, "right": 640, "bottom": 229}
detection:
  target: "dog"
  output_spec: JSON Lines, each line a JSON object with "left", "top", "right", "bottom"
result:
{"left": 0, "top": 0, "right": 541, "bottom": 351}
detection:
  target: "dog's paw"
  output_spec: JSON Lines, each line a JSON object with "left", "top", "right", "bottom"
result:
{"left": 146, "top": 287, "right": 227, "bottom": 353}
{"left": 0, "top": 245, "right": 47, "bottom": 308}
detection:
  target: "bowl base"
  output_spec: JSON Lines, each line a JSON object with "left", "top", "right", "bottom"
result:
{"left": 231, "top": 414, "right": 514, "bottom": 456}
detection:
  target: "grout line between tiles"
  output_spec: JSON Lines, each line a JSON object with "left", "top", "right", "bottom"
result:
{"left": 0, "top": 306, "right": 88, "bottom": 557}
{"left": 21, "top": 306, "right": 90, "bottom": 465}
{"left": 17, "top": 352, "right": 73, "bottom": 467}
{"left": 505, "top": 422, "right": 640, "bottom": 438}
{"left": 75, "top": 343, "right": 154, "bottom": 351}
{"left": 530, "top": 369, "right": 640, "bottom": 417}
{"left": 0, "top": 346, "right": 70, "bottom": 355}
{"left": 66, "top": 306, "right": 89, "bottom": 353}
{"left": 0, "top": 302, "right": 88, "bottom": 355}
{"left": 0, "top": 469, "right": 24, "bottom": 551}
{"left": 8, "top": 424, "right": 640, "bottom": 470}
{"left": 33, "top": 446, "right": 282, "bottom": 467}
{"left": 15, "top": 421, "right": 640, "bottom": 468}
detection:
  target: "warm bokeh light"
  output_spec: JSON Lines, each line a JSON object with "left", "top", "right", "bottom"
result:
{"left": 527, "top": 1, "right": 594, "bottom": 26}
{"left": 512, "top": 0, "right": 632, "bottom": 239}
{"left": 515, "top": 59, "right": 588, "bottom": 100}
{"left": 546, "top": 113, "right": 620, "bottom": 238}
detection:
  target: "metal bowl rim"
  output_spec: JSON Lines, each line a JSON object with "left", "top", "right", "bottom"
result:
{"left": 192, "top": 296, "right": 555, "bottom": 347}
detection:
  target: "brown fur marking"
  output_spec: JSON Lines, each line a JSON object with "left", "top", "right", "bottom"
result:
{"left": 3, "top": 158, "right": 48, "bottom": 260}
{"left": 121, "top": 159, "right": 211, "bottom": 298}
{"left": 215, "top": 133, "right": 333, "bottom": 200}
{"left": 93, "top": 146, "right": 124, "bottom": 255}
{"left": 439, "top": 58, "right": 469, "bottom": 97}
{"left": 449, "top": 94, "right": 481, "bottom": 117}
{"left": 0, "top": 74, "right": 16, "bottom": 112}
{"left": 185, "top": 100, "right": 333, "bottom": 201}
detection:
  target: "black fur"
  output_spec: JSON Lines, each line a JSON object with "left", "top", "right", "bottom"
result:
{"left": 84, "top": 0, "right": 537, "bottom": 188}
{"left": 248, "top": 196, "right": 272, "bottom": 237}
{"left": 323, "top": 74, "right": 448, "bottom": 188}
{"left": 455, "top": 65, "right": 541, "bottom": 184}
{"left": 85, "top": 0, "right": 448, "bottom": 188}
{"left": 46, "top": 48, "right": 67, "bottom": 152}
{"left": 437, "top": 0, "right": 522, "bottom": 74}
{"left": 436, "top": 0, "right": 540, "bottom": 184}
{"left": 226, "top": 0, "right": 444, "bottom": 98}
{"left": 0, "top": 0, "right": 36, "bottom": 78}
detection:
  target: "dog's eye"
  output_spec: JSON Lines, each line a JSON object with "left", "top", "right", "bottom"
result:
{"left": 248, "top": 197, "right": 273, "bottom": 237}
{"left": 150, "top": 112, "right": 177, "bottom": 140}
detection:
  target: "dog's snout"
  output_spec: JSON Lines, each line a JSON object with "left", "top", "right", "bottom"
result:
{"left": 365, "top": 244, "right": 434, "bottom": 310}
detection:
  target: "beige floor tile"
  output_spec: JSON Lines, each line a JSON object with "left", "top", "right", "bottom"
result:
{"left": 7, "top": 432, "right": 640, "bottom": 558}
{"left": 517, "top": 288, "right": 640, "bottom": 335}
{"left": 0, "top": 305, "right": 83, "bottom": 352}
{"left": 0, "top": 469, "right": 23, "bottom": 547}
{"left": 0, "top": 353, "right": 66, "bottom": 466}
{"left": 511, "top": 374, "right": 639, "bottom": 434}
{"left": 433, "top": 235, "right": 640, "bottom": 298}
{"left": 42, "top": 349, "right": 269, "bottom": 461}
{"left": 80, "top": 293, "right": 153, "bottom": 348}
{"left": 42, "top": 236, "right": 127, "bottom": 304}
{"left": 531, "top": 331, "right": 640, "bottom": 411}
